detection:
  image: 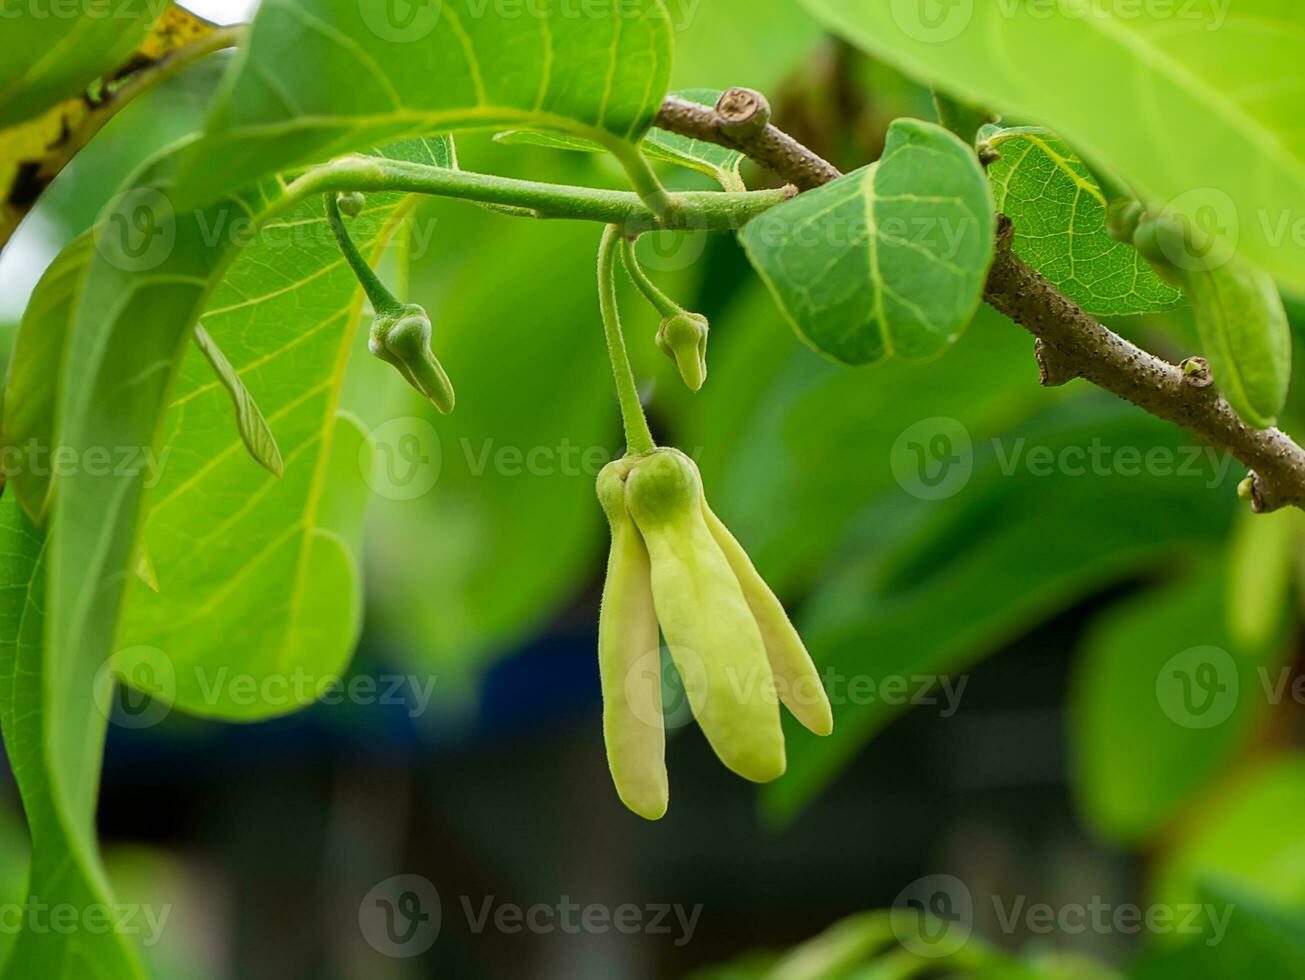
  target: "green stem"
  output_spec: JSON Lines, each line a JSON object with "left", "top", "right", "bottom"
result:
{"left": 323, "top": 193, "right": 406, "bottom": 318}
{"left": 598, "top": 226, "right": 656, "bottom": 455}
{"left": 619, "top": 237, "right": 684, "bottom": 320}
{"left": 273, "top": 157, "right": 789, "bottom": 232}
{"left": 607, "top": 140, "right": 676, "bottom": 218}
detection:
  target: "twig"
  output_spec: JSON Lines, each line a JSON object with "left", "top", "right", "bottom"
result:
{"left": 652, "top": 92, "right": 1305, "bottom": 513}
{"left": 984, "top": 218, "right": 1305, "bottom": 513}
{"left": 655, "top": 90, "right": 842, "bottom": 191}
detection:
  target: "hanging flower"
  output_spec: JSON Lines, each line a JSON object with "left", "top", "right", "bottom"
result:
{"left": 597, "top": 447, "right": 833, "bottom": 819}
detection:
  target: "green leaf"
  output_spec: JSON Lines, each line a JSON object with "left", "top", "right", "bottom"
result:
{"left": 1184, "top": 253, "right": 1291, "bottom": 429}
{"left": 764, "top": 399, "right": 1232, "bottom": 820}
{"left": 0, "top": 3, "right": 159, "bottom": 128}
{"left": 0, "top": 495, "right": 145, "bottom": 979}
{"left": 1226, "top": 508, "right": 1298, "bottom": 652}
{"left": 497, "top": 89, "right": 747, "bottom": 191}
{"left": 190, "top": 324, "right": 284, "bottom": 478}
{"left": 36, "top": 144, "right": 257, "bottom": 980}
{"left": 1152, "top": 757, "right": 1305, "bottom": 915}
{"left": 1070, "top": 561, "right": 1288, "bottom": 844}
{"left": 114, "top": 138, "right": 452, "bottom": 721}
{"left": 1130, "top": 882, "right": 1305, "bottom": 979}
{"left": 667, "top": 0, "right": 822, "bottom": 92}
{"left": 979, "top": 126, "right": 1183, "bottom": 316}
{"left": 173, "top": 0, "right": 672, "bottom": 206}
{"left": 741, "top": 118, "right": 994, "bottom": 365}
{"left": 795, "top": 0, "right": 1305, "bottom": 295}
{"left": 0, "top": 231, "right": 94, "bottom": 522}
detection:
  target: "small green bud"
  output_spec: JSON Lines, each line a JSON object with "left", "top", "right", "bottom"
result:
{"left": 369, "top": 303, "right": 456, "bottom": 414}
{"left": 336, "top": 191, "right": 365, "bottom": 218}
{"left": 656, "top": 312, "right": 709, "bottom": 392}
{"left": 1131, "top": 214, "right": 1190, "bottom": 286}
{"left": 1106, "top": 199, "right": 1144, "bottom": 245}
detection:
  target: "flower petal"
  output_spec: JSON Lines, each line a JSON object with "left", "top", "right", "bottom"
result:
{"left": 703, "top": 502, "right": 834, "bottom": 737}
{"left": 597, "top": 461, "right": 668, "bottom": 820}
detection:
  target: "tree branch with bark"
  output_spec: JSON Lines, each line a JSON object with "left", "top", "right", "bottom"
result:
{"left": 653, "top": 88, "right": 1305, "bottom": 514}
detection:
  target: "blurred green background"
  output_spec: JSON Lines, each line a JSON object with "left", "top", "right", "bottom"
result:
{"left": 1, "top": 2, "right": 1303, "bottom": 977}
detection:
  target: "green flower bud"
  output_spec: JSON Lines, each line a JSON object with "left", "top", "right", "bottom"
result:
{"left": 625, "top": 449, "right": 786, "bottom": 783}
{"left": 656, "top": 312, "right": 709, "bottom": 392}
{"left": 593, "top": 448, "right": 834, "bottom": 815}
{"left": 369, "top": 303, "right": 456, "bottom": 414}
{"left": 336, "top": 191, "right": 365, "bottom": 218}
{"left": 595, "top": 458, "right": 668, "bottom": 820}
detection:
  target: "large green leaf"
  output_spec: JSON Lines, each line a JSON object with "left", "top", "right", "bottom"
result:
{"left": 0, "top": 496, "right": 144, "bottom": 979}
{"left": 741, "top": 118, "right": 994, "bottom": 365}
{"left": 1, "top": 231, "right": 94, "bottom": 520}
{"left": 174, "top": 0, "right": 672, "bottom": 206}
{"left": 114, "top": 139, "right": 452, "bottom": 721}
{"left": 41, "top": 145, "right": 272, "bottom": 977}
{"left": 796, "top": 0, "right": 1305, "bottom": 295}
{"left": 668, "top": 0, "right": 822, "bottom": 91}
{"left": 1130, "top": 883, "right": 1305, "bottom": 979}
{"left": 25, "top": 141, "right": 435, "bottom": 942}
{"left": 764, "top": 399, "right": 1232, "bottom": 820}
{"left": 1151, "top": 757, "right": 1305, "bottom": 914}
{"left": 497, "top": 89, "right": 747, "bottom": 191}
{"left": 980, "top": 126, "right": 1182, "bottom": 316}
{"left": 1070, "top": 560, "right": 1288, "bottom": 844}
{"left": 0, "top": 2, "right": 159, "bottom": 129}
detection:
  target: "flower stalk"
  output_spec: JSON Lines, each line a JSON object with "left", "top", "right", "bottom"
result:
{"left": 619, "top": 237, "right": 710, "bottom": 391}
{"left": 598, "top": 227, "right": 656, "bottom": 455}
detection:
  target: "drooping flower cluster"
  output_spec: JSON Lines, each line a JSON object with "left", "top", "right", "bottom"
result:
{"left": 596, "top": 447, "right": 833, "bottom": 819}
